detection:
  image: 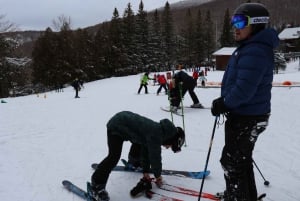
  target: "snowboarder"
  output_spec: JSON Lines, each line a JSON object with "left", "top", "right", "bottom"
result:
{"left": 90, "top": 111, "right": 185, "bottom": 201}
{"left": 169, "top": 66, "right": 204, "bottom": 112}
{"left": 211, "top": 3, "right": 279, "bottom": 201}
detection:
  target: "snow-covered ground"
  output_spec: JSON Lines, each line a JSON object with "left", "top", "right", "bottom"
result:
{"left": 1, "top": 60, "right": 300, "bottom": 201}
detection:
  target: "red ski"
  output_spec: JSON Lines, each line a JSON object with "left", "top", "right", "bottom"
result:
{"left": 159, "top": 183, "right": 219, "bottom": 201}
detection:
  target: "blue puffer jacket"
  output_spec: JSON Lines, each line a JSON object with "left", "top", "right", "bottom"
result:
{"left": 221, "top": 28, "right": 279, "bottom": 115}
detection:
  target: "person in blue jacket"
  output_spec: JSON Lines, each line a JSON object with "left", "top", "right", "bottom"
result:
{"left": 90, "top": 111, "right": 185, "bottom": 201}
{"left": 211, "top": 3, "right": 279, "bottom": 201}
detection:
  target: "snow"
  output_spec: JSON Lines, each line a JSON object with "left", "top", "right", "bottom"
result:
{"left": 1, "top": 60, "right": 300, "bottom": 201}
{"left": 212, "top": 47, "right": 236, "bottom": 56}
{"left": 278, "top": 27, "right": 300, "bottom": 40}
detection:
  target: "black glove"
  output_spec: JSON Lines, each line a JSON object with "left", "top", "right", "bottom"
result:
{"left": 211, "top": 97, "right": 227, "bottom": 116}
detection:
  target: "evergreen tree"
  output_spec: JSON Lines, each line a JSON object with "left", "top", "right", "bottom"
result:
{"left": 72, "top": 29, "right": 94, "bottom": 80}
{"left": 194, "top": 9, "right": 205, "bottom": 64}
{"left": 122, "top": 3, "right": 136, "bottom": 69}
{"left": 55, "top": 27, "right": 75, "bottom": 84}
{"left": 161, "top": 1, "right": 175, "bottom": 68}
{"left": 148, "top": 9, "right": 164, "bottom": 70}
{"left": 181, "top": 8, "right": 195, "bottom": 66}
{"left": 0, "top": 34, "right": 14, "bottom": 97}
{"left": 32, "top": 27, "right": 60, "bottom": 86}
{"left": 220, "top": 8, "right": 235, "bottom": 47}
{"left": 202, "top": 10, "right": 215, "bottom": 64}
{"left": 107, "top": 8, "right": 126, "bottom": 74}
{"left": 94, "top": 22, "right": 111, "bottom": 77}
{"left": 135, "top": 0, "right": 149, "bottom": 68}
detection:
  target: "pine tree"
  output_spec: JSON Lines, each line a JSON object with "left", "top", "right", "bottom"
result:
{"left": 161, "top": 1, "right": 175, "bottom": 68}
{"left": 220, "top": 8, "right": 235, "bottom": 47}
{"left": 107, "top": 8, "right": 125, "bottom": 74}
{"left": 122, "top": 3, "right": 136, "bottom": 69}
{"left": 148, "top": 9, "right": 164, "bottom": 70}
{"left": 194, "top": 9, "right": 205, "bottom": 64}
{"left": 202, "top": 10, "right": 215, "bottom": 64}
{"left": 181, "top": 8, "right": 195, "bottom": 66}
{"left": 135, "top": 0, "right": 149, "bottom": 68}
{"left": 72, "top": 29, "right": 94, "bottom": 80}
{"left": 32, "top": 27, "right": 60, "bottom": 86}
{"left": 94, "top": 22, "right": 111, "bottom": 76}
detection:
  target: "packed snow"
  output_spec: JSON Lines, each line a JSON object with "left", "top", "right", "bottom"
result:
{"left": 1, "top": 60, "right": 300, "bottom": 201}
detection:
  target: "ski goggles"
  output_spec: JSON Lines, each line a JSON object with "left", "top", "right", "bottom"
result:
{"left": 231, "top": 14, "right": 269, "bottom": 29}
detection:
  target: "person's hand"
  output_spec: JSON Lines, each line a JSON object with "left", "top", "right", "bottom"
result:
{"left": 143, "top": 173, "right": 151, "bottom": 180}
{"left": 155, "top": 176, "right": 163, "bottom": 187}
{"left": 211, "top": 97, "right": 227, "bottom": 116}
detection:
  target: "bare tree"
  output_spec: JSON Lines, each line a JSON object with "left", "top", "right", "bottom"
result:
{"left": 52, "top": 14, "right": 72, "bottom": 31}
{"left": 0, "top": 14, "right": 17, "bottom": 33}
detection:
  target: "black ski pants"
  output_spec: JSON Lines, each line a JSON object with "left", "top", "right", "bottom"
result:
{"left": 138, "top": 84, "right": 148, "bottom": 94}
{"left": 91, "top": 132, "right": 124, "bottom": 189}
{"left": 170, "top": 82, "right": 199, "bottom": 107}
{"left": 220, "top": 114, "right": 269, "bottom": 201}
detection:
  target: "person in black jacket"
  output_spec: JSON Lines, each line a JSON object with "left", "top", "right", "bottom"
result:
{"left": 169, "top": 68, "right": 203, "bottom": 112}
{"left": 72, "top": 78, "right": 83, "bottom": 98}
{"left": 90, "top": 111, "right": 185, "bottom": 201}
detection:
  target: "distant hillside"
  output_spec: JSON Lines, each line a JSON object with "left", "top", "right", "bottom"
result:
{"left": 3, "top": 0, "right": 300, "bottom": 57}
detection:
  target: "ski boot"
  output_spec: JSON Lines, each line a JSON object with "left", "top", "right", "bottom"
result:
{"left": 130, "top": 177, "right": 152, "bottom": 197}
{"left": 215, "top": 191, "right": 266, "bottom": 201}
{"left": 190, "top": 103, "right": 204, "bottom": 108}
{"left": 87, "top": 182, "right": 110, "bottom": 201}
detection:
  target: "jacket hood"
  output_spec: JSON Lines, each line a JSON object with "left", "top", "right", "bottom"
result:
{"left": 159, "top": 119, "right": 177, "bottom": 143}
{"left": 242, "top": 28, "right": 279, "bottom": 49}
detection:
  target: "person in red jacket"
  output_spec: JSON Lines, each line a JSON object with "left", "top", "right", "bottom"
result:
{"left": 156, "top": 74, "right": 168, "bottom": 95}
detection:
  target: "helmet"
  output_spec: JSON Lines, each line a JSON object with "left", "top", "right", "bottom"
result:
{"left": 234, "top": 3, "right": 269, "bottom": 18}
{"left": 233, "top": 3, "right": 269, "bottom": 34}
{"left": 171, "top": 127, "right": 185, "bottom": 153}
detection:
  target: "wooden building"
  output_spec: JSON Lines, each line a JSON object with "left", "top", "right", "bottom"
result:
{"left": 278, "top": 27, "right": 300, "bottom": 52}
{"left": 212, "top": 47, "right": 236, "bottom": 70}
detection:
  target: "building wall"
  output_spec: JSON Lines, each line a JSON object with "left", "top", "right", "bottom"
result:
{"left": 215, "top": 55, "right": 230, "bottom": 70}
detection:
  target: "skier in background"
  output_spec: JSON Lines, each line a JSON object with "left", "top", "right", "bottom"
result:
{"left": 90, "top": 111, "right": 185, "bottom": 201}
{"left": 72, "top": 78, "right": 83, "bottom": 98}
{"left": 211, "top": 3, "right": 279, "bottom": 201}
{"left": 169, "top": 65, "right": 204, "bottom": 112}
{"left": 137, "top": 72, "right": 151, "bottom": 94}
{"left": 156, "top": 74, "right": 168, "bottom": 95}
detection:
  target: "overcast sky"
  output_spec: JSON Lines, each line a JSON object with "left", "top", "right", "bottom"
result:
{"left": 1, "top": 0, "right": 182, "bottom": 31}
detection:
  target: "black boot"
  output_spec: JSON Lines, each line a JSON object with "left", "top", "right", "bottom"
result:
{"left": 88, "top": 182, "right": 110, "bottom": 201}
{"left": 130, "top": 177, "right": 152, "bottom": 197}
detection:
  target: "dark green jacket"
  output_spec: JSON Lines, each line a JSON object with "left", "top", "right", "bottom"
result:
{"left": 106, "top": 111, "right": 177, "bottom": 177}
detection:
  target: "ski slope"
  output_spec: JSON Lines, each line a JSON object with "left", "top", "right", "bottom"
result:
{"left": 1, "top": 60, "right": 300, "bottom": 201}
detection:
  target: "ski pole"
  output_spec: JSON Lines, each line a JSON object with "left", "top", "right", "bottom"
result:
{"left": 253, "top": 159, "right": 270, "bottom": 186}
{"left": 198, "top": 116, "right": 219, "bottom": 201}
{"left": 167, "top": 82, "right": 174, "bottom": 122}
{"left": 179, "top": 83, "right": 186, "bottom": 146}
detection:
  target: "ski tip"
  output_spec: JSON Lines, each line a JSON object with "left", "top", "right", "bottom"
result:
{"left": 91, "top": 163, "right": 98, "bottom": 169}
{"left": 258, "top": 193, "right": 267, "bottom": 200}
{"left": 62, "top": 180, "right": 71, "bottom": 186}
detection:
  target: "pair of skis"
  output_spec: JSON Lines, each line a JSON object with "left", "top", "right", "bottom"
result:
{"left": 62, "top": 161, "right": 218, "bottom": 201}
{"left": 62, "top": 179, "right": 220, "bottom": 201}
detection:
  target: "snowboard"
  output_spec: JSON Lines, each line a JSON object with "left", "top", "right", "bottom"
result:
{"left": 92, "top": 159, "right": 210, "bottom": 179}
